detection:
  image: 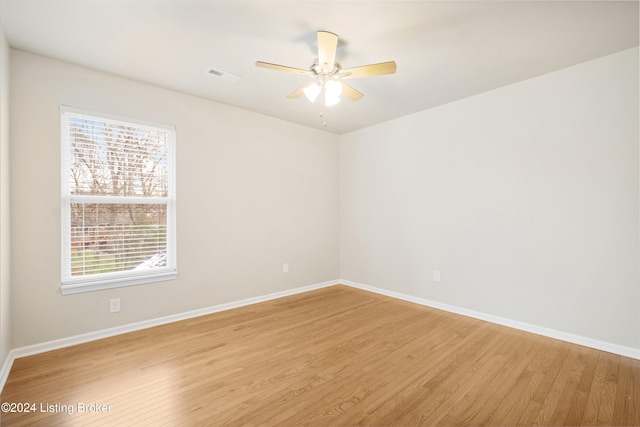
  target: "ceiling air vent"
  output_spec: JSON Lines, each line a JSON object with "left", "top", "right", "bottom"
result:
{"left": 208, "top": 68, "right": 242, "bottom": 83}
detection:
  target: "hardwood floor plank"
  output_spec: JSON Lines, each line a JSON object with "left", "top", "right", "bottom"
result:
{"left": 579, "top": 352, "right": 614, "bottom": 426}
{"left": 514, "top": 340, "right": 572, "bottom": 425}
{"left": 361, "top": 324, "right": 497, "bottom": 423}
{"left": 579, "top": 351, "right": 623, "bottom": 427}
{"left": 545, "top": 345, "right": 591, "bottom": 425}
{"left": 612, "top": 356, "right": 640, "bottom": 426}
{"left": 482, "top": 336, "right": 552, "bottom": 425}
{"left": 1, "top": 285, "right": 639, "bottom": 426}
{"left": 554, "top": 341, "right": 602, "bottom": 425}
{"left": 531, "top": 344, "right": 583, "bottom": 426}
{"left": 382, "top": 328, "right": 509, "bottom": 425}
{"left": 432, "top": 331, "right": 544, "bottom": 426}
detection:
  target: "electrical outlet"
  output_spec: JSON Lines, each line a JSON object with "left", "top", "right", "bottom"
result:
{"left": 283, "top": 263, "right": 289, "bottom": 273}
{"left": 433, "top": 270, "right": 441, "bottom": 282}
{"left": 109, "top": 298, "right": 120, "bottom": 313}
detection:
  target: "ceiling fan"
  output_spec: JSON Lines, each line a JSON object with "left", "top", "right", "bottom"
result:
{"left": 256, "top": 31, "right": 397, "bottom": 108}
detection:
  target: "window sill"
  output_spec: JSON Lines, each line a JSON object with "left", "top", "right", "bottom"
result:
{"left": 61, "top": 270, "right": 177, "bottom": 295}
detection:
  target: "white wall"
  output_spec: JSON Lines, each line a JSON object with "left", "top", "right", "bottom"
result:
{"left": 340, "top": 47, "right": 640, "bottom": 349}
{"left": 0, "top": 27, "right": 11, "bottom": 363}
{"left": 10, "top": 50, "right": 339, "bottom": 348}
{"left": 6, "top": 45, "right": 640, "bottom": 353}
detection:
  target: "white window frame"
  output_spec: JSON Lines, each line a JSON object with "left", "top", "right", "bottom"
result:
{"left": 61, "top": 106, "right": 177, "bottom": 295}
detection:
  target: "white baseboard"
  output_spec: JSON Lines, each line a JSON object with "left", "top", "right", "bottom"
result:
{"left": 2, "top": 277, "right": 638, "bottom": 393}
{"left": 0, "top": 350, "right": 13, "bottom": 394}
{"left": 0, "top": 279, "right": 339, "bottom": 392}
{"left": 341, "top": 279, "right": 640, "bottom": 361}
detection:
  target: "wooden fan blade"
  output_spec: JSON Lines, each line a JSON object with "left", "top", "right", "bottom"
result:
{"left": 317, "top": 31, "right": 338, "bottom": 71}
{"left": 287, "top": 82, "right": 315, "bottom": 99}
{"left": 255, "top": 61, "right": 312, "bottom": 75}
{"left": 341, "top": 82, "right": 365, "bottom": 102}
{"left": 341, "top": 61, "right": 397, "bottom": 79}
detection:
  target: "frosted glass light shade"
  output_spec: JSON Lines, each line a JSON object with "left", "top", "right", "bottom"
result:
{"left": 324, "top": 94, "right": 340, "bottom": 106}
{"left": 325, "top": 80, "right": 343, "bottom": 97}
{"left": 303, "top": 83, "right": 321, "bottom": 103}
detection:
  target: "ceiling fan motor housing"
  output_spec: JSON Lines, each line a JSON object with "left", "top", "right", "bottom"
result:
{"left": 311, "top": 59, "right": 341, "bottom": 76}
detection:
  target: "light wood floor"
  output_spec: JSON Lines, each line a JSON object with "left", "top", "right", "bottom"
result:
{"left": 1, "top": 285, "right": 639, "bottom": 426}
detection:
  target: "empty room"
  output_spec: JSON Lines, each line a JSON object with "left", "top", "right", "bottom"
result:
{"left": 0, "top": 0, "right": 639, "bottom": 425}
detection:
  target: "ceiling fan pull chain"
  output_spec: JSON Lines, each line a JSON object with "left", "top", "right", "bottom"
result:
{"left": 320, "top": 101, "right": 328, "bottom": 127}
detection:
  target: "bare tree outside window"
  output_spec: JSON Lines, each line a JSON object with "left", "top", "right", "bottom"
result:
{"left": 62, "top": 111, "right": 175, "bottom": 289}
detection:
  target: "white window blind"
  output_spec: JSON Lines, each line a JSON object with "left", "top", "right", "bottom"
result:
{"left": 61, "top": 107, "right": 176, "bottom": 294}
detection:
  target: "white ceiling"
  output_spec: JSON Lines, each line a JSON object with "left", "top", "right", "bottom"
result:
{"left": 1, "top": 0, "right": 638, "bottom": 134}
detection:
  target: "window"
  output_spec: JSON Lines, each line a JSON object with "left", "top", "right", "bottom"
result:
{"left": 61, "top": 107, "right": 176, "bottom": 295}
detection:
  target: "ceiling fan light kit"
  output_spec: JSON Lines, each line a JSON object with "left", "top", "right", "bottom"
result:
{"left": 303, "top": 76, "right": 343, "bottom": 105}
{"left": 256, "top": 31, "right": 397, "bottom": 125}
